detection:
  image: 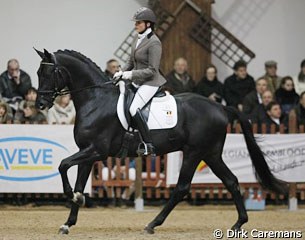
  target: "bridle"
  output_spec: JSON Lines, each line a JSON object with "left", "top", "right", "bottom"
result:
{"left": 38, "top": 54, "right": 114, "bottom": 104}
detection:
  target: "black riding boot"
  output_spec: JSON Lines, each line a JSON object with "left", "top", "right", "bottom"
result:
{"left": 133, "top": 109, "right": 155, "bottom": 156}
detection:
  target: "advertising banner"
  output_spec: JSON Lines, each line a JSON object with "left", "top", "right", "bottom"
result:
{"left": 0, "top": 125, "right": 91, "bottom": 194}
{"left": 167, "top": 134, "right": 305, "bottom": 185}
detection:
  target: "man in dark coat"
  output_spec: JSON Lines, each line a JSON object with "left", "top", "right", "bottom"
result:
{"left": 0, "top": 59, "right": 32, "bottom": 99}
{"left": 164, "top": 57, "right": 195, "bottom": 94}
{"left": 224, "top": 60, "right": 255, "bottom": 111}
{"left": 104, "top": 59, "right": 120, "bottom": 81}
{"left": 243, "top": 77, "right": 268, "bottom": 116}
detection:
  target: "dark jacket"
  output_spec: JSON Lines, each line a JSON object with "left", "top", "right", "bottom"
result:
{"left": 242, "top": 90, "right": 260, "bottom": 116}
{"left": 224, "top": 74, "right": 255, "bottom": 108}
{"left": 250, "top": 104, "right": 269, "bottom": 127}
{"left": 195, "top": 77, "right": 224, "bottom": 103}
{"left": 293, "top": 103, "right": 305, "bottom": 126}
{"left": 18, "top": 112, "right": 46, "bottom": 124}
{"left": 275, "top": 88, "right": 299, "bottom": 115}
{"left": 0, "top": 69, "right": 32, "bottom": 99}
{"left": 164, "top": 70, "right": 195, "bottom": 94}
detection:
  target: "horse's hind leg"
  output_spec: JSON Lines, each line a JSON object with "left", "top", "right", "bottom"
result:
{"left": 145, "top": 148, "right": 201, "bottom": 234}
{"left": 205, "top": 153, "right": 248, "bottom": 230}
{"left": 59, "top": 162, "right": 93, "bottom": 234}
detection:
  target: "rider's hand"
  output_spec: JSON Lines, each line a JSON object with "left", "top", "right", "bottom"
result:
{"left": 113, "top": 71, "right": 123, "bottom": 81}
{"left": 122, "top": 71, "right": 132, "bottom": 80}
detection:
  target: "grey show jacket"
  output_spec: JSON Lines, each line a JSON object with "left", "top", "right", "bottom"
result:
{"left": 122, "top": 32, "right": 167, "bottom": 87}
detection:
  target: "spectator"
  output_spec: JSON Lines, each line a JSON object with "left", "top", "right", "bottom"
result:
{"left": 0, "top": 59, "right": 32, "bottom": 100}
{"left": 293, "top": 59, "right": 305, "bottom": 95}
{"left": 164, "top": 57, "right": 195, "bottom": 94}
{"left": 0, "top": 101, "right": 13, "bottom": 123}
{"left": 15, "top": 87, "right": 43, "bottom": 121}
{"left": 250, "top": 90, "right": 274, "bottom": 127}
{"left": 242, "top": 77, "right": 268, "bottom": 116}
{"left": 105, "top": 59, "right": 120, "bottom": 81}
{"left": 262, "top": 101, "right": 287, "bottom": 133}
{"left": 195, "top": 64, "right": 223, "bottom": 103}
{"left": 17, "top": 101, "right": 46, "bottom": 124}
{"left": 261, "top": 60, "right": 282, "bottom": 94}
{"left": 47, "top": 94, "right": 75, "bottom": 124}
{"left": 275, "top": 76, "right": 299, "bottom": 116}
{"left": 290, "top": 91, "right": 305, "bottom": 127}
{"left": 224, "top": 60, "right": 255, "bottom": 111}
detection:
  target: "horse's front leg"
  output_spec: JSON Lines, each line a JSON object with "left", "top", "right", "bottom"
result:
{"left": 58, "top": 146, "right": 101, "bottom": 199}
{"left": 59, "top": 162, "right": 95, "bottom": 234}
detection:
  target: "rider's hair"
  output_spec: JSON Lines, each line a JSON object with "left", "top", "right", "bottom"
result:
{"left": 144, "top": 21, "right": 155, "bottom": 31}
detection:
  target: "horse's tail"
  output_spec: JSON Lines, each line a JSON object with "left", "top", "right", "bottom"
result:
{"left": 224, "top": 106, "right": 288, "bottom": 195}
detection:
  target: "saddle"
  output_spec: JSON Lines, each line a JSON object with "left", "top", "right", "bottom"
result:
{"left": 123, "top": 83, "right": 166, "bottom": 130}
{"left": 116, "top": 80, "right": 177, "bottom": 157}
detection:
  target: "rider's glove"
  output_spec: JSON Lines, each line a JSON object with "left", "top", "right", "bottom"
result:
{"left": 113, "top": 71, "right": 123, "bottom": 81}
{"left": 121, "top": 71, "right": 132, "bottom": 80}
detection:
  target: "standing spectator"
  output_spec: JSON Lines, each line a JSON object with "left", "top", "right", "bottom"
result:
{"left": 47, "top": 94, "right": 75, "bottom": 124}
{"left": 290, "top": 91, "right": 305, "bottom": 127}
{"left": 164, "top": 57, "right": 195, "bottom": 94}
{"left": 105, "top": 59, "right": 120, "bottom": 81}
{"left": 224, "top": 60, "right": 255, "bottom": 111}
{"left": 0, "top": 102, "right": 13, "bottom": 123}
{"left": 275, "top": 76, "right": 299, "bottom": 116}
{"left": 195, "top": 64, "right": 223, "bottom": 103}
{"left": 0, "top": 59, "right": 32, "bottom": 99}
{"left": 250, "top": 90, "right": 274, "bottom": 126}
{"left": 242, "top": 77, "right": 268, "bottom": 116}
{"left": 293, "top": 59, "right": 305, "bottom": 95}
{"left": 261, "top": 60, "right": 282, "bottom": 94}
{"left": 17, "top": 101, "right": 46, "bottom": 124}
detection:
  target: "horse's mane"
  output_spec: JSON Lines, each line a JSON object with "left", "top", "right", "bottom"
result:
{"left": 56, "top": 49, "right": 106, "bottom": 77}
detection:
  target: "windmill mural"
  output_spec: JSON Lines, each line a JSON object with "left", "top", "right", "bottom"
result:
{"left": 114, "top": 0, "right": 255, "bottom": 81}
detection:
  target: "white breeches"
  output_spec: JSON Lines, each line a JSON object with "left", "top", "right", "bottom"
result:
{"left": 129, "top": 85, "right": 159, "bottom": 117}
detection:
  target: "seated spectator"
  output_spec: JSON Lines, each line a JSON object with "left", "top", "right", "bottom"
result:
{"left": 15, "top": 87, "right": 44, "bottom": 121}
{"left": 164, "top": 57, "right": 195, "bottom": 94}
{"left": 224, "top": 60, "right": 255, "bottom": 111}
{"left": 250, "top": 90, "right": 274, "bottom": 126}
{"left": 47, "top": 94, "right": 75, "bottom": 124}
{"left": 105, "top": 59, "right": 120, "bottom": 81}
{"left": 293, "top": 59, "right": 305, "bottom": 95}
{"left": 0, "top": 101, "right": 13, "bottom": 124}
{"left": 261, "top": 60, "right": 282, "bottom": 94}
{"left": 242, "top": 77, "right": 268, "bottom": 116}
{"left": 195, "top": 64, "right": 223, "bottom": 103}
{"left": 275, "top": 76, "right": 299, "bottom": 116}
{"left": 0, "top": 59, "right": 32, "bottom": 100}
{"left": 290, "top": 91, "right": 305, "bottom": 127}
{"left": 262, "top": 101, "right": 287, "bottom": 133}
{"left": 16, "top": 101, "right": 46, "bottom": 124}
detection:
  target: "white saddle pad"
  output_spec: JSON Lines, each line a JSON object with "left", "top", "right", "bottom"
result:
{"left": 117, "top": 81, "right": 178, "bottom": 130}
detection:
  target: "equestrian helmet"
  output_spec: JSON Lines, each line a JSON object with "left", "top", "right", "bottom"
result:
{"left": 132, "top": 7, "right": 157, "bottom": 23}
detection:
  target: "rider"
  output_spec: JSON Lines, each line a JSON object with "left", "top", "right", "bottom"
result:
{"left": 113, "top": 7, "right": 166, "bottom": 156}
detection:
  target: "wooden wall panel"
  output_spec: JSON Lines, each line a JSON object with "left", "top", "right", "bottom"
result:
{"left": 159, "top": 0, "right": 213, "bottom": 83}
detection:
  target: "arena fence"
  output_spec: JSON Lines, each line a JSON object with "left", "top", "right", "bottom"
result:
{"left": 91, "top": 113, "right": 305, "bottom": 203}
{"left": 1, "top": 114, "right": 305, "bottom": 204}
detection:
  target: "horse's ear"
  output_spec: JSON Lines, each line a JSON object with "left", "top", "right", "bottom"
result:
{"left": 34, "top": 47, "right": 44, "bottom": 59}
{"left": 43, "top": 48, "right": 52, "bottom": 60}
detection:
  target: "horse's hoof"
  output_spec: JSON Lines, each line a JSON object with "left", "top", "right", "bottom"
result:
{"left": 58, "top": 225, "right": 69, "bottom": 234}
{"left": 72, "top": 192, "right": 85, "bottom": 207}
{"left": 144, "top": 225, "right": 155, "bottom": 234}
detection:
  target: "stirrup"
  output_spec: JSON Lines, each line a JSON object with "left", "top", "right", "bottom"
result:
{"left": 137, "top": 142, "right": 155, "bottom": 156}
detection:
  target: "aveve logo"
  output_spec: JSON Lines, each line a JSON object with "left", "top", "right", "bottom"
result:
{"left": 0, "top": 137, "right": 69, "bottom": 181}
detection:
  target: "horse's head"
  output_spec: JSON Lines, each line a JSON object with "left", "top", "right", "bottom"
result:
{"left": 34, "top": 48, "right": 68, "bottom": 110}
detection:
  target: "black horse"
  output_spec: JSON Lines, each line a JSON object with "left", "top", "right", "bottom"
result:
{"left": 35, "top": 49, "right": 288, "bottom": 235}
